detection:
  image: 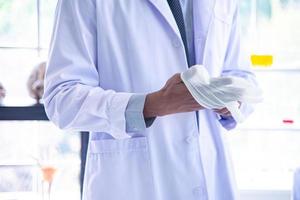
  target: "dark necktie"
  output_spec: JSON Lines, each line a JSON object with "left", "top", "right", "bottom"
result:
{"left": 167, "top": 0, "right": 190, "bottom": 66}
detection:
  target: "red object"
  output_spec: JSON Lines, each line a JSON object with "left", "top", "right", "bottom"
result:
{"left": 282, "top": 119, "right": 294, "bottom": 124}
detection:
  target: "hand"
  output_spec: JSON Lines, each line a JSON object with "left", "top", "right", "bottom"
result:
{"left": 213, "top": 102, "right": 241, "bottom": 117}
{"left": 213, "top": 108, "right": 232, "bottom": 117}
{"left": 143, "top": 73, "right": 204, "bottom": 118}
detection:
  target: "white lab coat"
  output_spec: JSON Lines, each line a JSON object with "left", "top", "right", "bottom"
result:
{"left": 293, "top": 168, "right": 300, "bottom": 200}
{"left": 44, "top": 0, "right": 255, "bottom": 199}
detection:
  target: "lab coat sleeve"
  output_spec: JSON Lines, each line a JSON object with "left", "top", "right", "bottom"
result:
{"left": 220, "top": 1, "right": 257, "bottom": 130}
{"left": 43, "top": 0, "right": 132, "bottom": 139}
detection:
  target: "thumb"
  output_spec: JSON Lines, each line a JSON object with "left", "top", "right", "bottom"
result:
{"left": 168, "top": 73, "right": 182, "bottom": 85}
{"left": 163, "top": 73, "right": 183, "bottom": 90}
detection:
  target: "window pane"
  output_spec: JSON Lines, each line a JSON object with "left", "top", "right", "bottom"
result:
{"left": 239, "top": 0, "right": 254, "bottom": 47}
{"left": 239, "top": 0, "right": 300, "bottom": 68}
{"left": 0, "top": 49, "right": 45, "bottom": 106}
{"left": 0, "top": 166, "right": 36, "bottom": 192}
{"left": 0, "top": 0, "right": 37, "bottom": 47}
{"left": 238, "top": 71, "right": 300, "bottom": 129}
{"left": 228, "top": 71, "right": 300, "bottom": 191}
{"left": 256, "top": 1, "right": 300, "bottom": 67}
{"left": 0, "top": 121, "right": 81, "bottom": 199}
{"left": 40, "top": 0, "right": 58, "bottom": 48}
{"left": 227, "top": 130, "right": 300, "bottom": 191}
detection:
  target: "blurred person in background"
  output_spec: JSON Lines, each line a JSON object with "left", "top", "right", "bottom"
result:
{"left": 0, "top": 82, "right": 6, "bottom": 104}
{"left": 27, "top": 62, "right": 46, "bottom": 104}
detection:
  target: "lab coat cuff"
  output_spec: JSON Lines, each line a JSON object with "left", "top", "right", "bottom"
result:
{"left": 218, "top": 116, "right": 237, "bottom": 130}
{"left": 109, "top": 93, "right": 133, "bottom": 139}
{"left": 218, "top": 103, "right": 254, "bottom": 130}
{"left": 125, "top": 94, "right": 147, "bottom": 133}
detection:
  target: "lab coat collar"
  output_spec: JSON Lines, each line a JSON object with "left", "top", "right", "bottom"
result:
{"left": 147, "top": 0, "right": 215, "bottom": 61}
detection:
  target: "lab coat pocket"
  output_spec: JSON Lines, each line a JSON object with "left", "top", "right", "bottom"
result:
{"left": 85, "top": 137, "right": 155, "bottom": 200}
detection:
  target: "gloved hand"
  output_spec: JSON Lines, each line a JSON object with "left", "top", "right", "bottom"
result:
{"left": 181, "top": 65, "right": 263, "bottom": 123}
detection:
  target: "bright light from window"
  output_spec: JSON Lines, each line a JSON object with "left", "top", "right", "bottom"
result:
{"left": 227, "top": 0, "right": 300, "bottom": 194}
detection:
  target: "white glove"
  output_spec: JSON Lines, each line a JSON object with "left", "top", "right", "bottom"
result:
{"left": 181, "top": 65, "right": 263, "bottom": 123}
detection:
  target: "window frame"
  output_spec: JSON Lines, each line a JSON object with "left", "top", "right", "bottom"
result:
{"left": 243, "top": 0, "right": 300, "bottom": 70}
{"left": 0, "top": 0, "right": 44, "bottom": 55}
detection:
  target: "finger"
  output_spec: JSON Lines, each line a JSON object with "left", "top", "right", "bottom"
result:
{"left": 214, "top": 111, "right": 231, "bottom": 117}
{"left": 164, "top": 73, "right": 182, "bottom": 88}
{"left": 170, "top": 73, "right": 182, "bottom": 84}
{"left": 186, "top": 100, "right": 201, "bottom": 108}
{"left": 185, "top": 105, "right": 204, "bottom": 112}
{"left": 222, "top": 110, "right": 232, "bottom": 116}
{"left": 177, "top": 82, "right": 191, "bottom": 94}
{"left": 213, "top": 107, "right": 227, "bottom": 113}
{"left": 214, "top": 108, "right": 230, "bottom": 116}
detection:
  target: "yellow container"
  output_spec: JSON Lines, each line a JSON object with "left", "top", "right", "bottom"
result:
{"left": 251, "top": 55, "right": 273, "bottom": 67}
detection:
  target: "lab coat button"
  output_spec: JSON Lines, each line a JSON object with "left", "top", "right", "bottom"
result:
{"left": 193, "top": 186, "right": 207, "bottom": 198}
{"left": 185, "top": 136, "right": 194, "bottom": 144}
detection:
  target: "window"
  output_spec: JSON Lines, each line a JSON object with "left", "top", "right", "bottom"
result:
{"left": 0, "top": 0, "right": 56, "bottom": 105}
{"left": 0, "top": 1, "right": 81, "bottom": 199}
{"left": 0, "top": 122, "right": 81, "bottom": 200}
{"left": 227, "top": 0, "right": 300, "bottom": 199}
{"left": 239, "top": 0, "right": 300, "bottom": 68}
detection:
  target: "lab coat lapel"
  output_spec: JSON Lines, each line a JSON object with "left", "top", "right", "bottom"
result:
{"left": 147, "top": 0, "right": 182, "bottom": 39}
{"left": 193, "top": 0, "right": 216, "bottom": 66}
{"left": 193, "top": 0, "right": 216, "bottom": 38}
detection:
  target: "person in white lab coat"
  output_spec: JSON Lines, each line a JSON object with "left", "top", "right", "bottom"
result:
{"left": 43, "top": 0, "right": 256, "bottom": 199}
